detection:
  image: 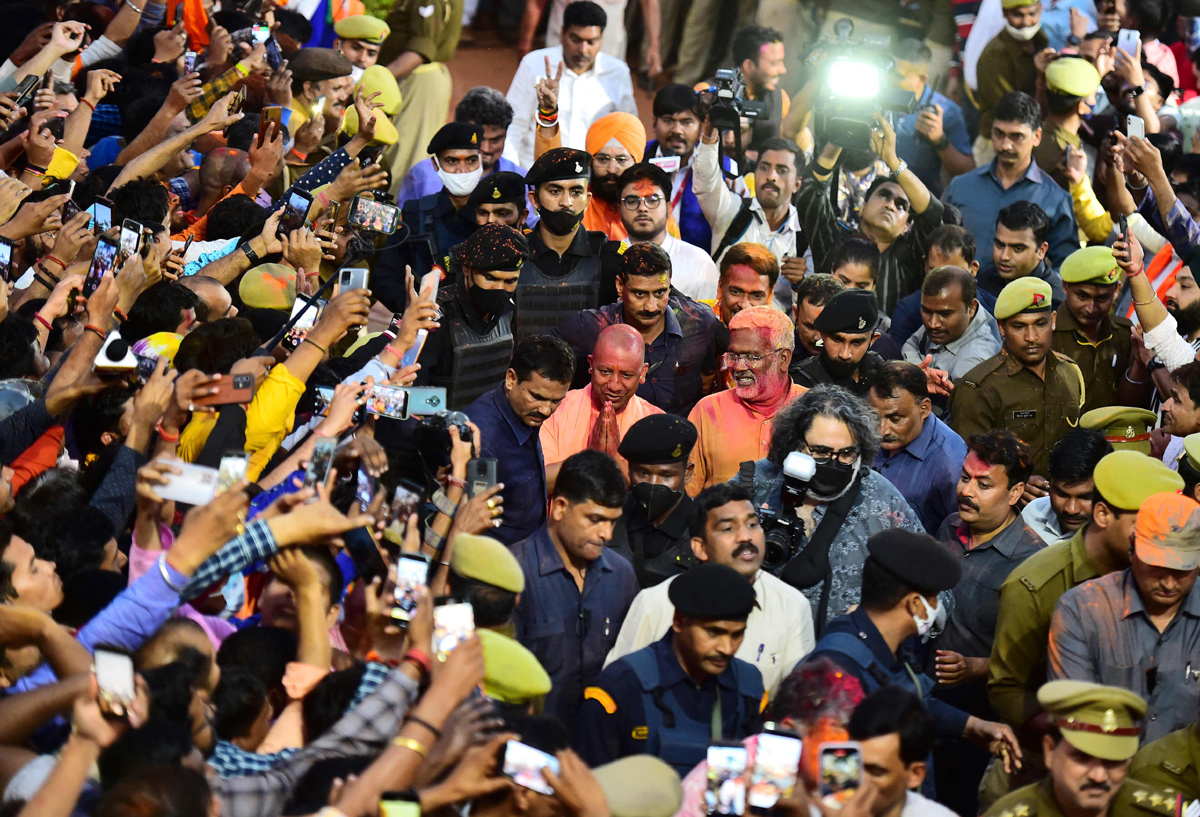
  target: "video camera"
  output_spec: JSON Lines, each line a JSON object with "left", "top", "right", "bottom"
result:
{"left": 808, "top": 18, "right": 917, "bottom": 150}
{"left": 706, "top": 68, "right": 769, "bottom": 131}
{"left": 759, "top": 452, "right": 816, "bottom": 574}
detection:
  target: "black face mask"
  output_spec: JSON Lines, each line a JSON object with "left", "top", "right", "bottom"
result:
{"left": 538, "top": 206, "right": 585, "bottom": 236}
{"left": 631, "top": 482, "right": 682, "bottom": 519}
{"left": 808, "top": 459, "right": 856, "bottom": 498}
{"left": 468, "top": 285, "right": 514, "bottom": 317}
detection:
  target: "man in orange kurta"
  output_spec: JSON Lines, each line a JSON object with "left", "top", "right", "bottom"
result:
{"left": 687, "top": 305, "right": 806, "bottom": 494}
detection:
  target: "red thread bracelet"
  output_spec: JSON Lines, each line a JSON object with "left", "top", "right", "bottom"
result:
{"left": 33, "top": 313, "right": 52, "bottom": 331}
{"left": 43, "top": 255, "right": 66, "bottom": 270}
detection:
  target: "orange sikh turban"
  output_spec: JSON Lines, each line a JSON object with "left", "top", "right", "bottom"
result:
{"left": 585, "top": 113, "right": 646, "bottom": 163}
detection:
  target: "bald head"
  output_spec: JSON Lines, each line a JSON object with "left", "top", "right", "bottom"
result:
{"left": 199, "top": 148, "right": 251, "bottom": 195}
{"left": 590, "top": 324, "right": 648, "bottom": 411}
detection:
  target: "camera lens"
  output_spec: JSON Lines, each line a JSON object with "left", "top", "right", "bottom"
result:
{"left": 763, "top": 528, "right": 793, "bottom": 569}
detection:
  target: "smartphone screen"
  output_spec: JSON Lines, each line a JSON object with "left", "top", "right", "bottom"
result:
{"left": 85, "top": 237, "right": 120, "bottom": 296}
{"left": 0, "top": 239, "right": 13, "bottom": 282}
{"left": 502, "top": 740, "right": 560, "bottom": 796}
{"left": 184, "top": 50, "right": 197, "bottom": 73}
{"left": 391, "top": 553, "right": 430, "bottom": 622}
{"left": 399, "top": 329, "right": 428, "bottom": 370}
{"left": 252, "top": 23, "right": 270, "bottom": 43}
{"left": 304, "top": 437, "right": 337, "bottom": 493}
{"left": 90, "top": 198, "right": 113, "bottom": 233}
{"left": 349, "top": 196, "right": 400, "bottom": 234}
{"left": 217, "top": 452, "right": 249, "bottom": 494}
{"left": 432, "top": 599, "right": 474, "bottom": 661}
{"left": 819, "top": 743, "right": 863, "bottom": 808}
{"left": 95, "top": 647, "right": 136, "bottom": 717}
{"left": 355, "top": 467, "right": 375, "bottom": 512}
{"left": 747, "top": 731, "right": 802, "bottom": 813}
{"left": 707, "top": 744, "right": 748, "bottom": 816}
{"left": 119, "top": 220, "right": 142, "bottom": 261}
{"left": 364, "top": 384, "right": 410, "bottom": 420}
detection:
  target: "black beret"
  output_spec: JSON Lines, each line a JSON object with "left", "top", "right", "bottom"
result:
{"left": 618, "top": 415, "right": 698, "bottom": 464}
{"left": 427, "top": 123, "right": 484, "bottom": 155}
{"left": 468, "top": 171, "right": 527, "bottom": 209}
{"left": 866, "top": 529, "right": 961, "bottom": 593}
{"left": 460, "top": 223, "right": 529, "bottom": 272}
{"left": 288, "top": 47, "right": 353, "bottom": 83}
{"left": 525, "top": 147, "right": 592, "bottom": 187}
{"left": 812, "top": 289, "right": 879, "bottom": 335}
{"left": 669, "top": 563, "right": 757, "bottom": 620}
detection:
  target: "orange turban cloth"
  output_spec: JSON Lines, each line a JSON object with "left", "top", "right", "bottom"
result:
{"left": 585, "top": 113, "right": 646, "bottom": 163}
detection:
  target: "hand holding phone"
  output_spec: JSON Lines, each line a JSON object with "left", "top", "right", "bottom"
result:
{"left": 818, "top": 742, "right": 863, "bottom": 809}
{"left": 707, "top": 743, "right": 748, "bottom": 816}
{"left": 94, "top": 646, "right": 137, "bottom": 720}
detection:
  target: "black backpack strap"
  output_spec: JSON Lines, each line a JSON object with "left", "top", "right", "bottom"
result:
{"left": 711, "top": 199, "right": 756, "bottom": 261}
{"left": 737, "top": 460, "right": 757, "bottom": 492}
{"left": 650, "top": 688, "right": 676, "bottom": 729}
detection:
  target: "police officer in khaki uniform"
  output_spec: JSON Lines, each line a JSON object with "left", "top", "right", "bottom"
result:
{"left": 1130, "top": 719, "right": 1200, "bottom": 802}
{"left": 985, "top": 453, "right": 1184, "bottom": 799}
{"left": 1080, "top": 407, "right": 1160, "bottom": 456}
{"left": 950, "top": 276, "right": 1085, "bottom": 476}
{"left": 984, "top": 681, "right": 1181, "bottom": 817}
{"left": 1053, "top": 246, "right": 1140, "bottom": 414}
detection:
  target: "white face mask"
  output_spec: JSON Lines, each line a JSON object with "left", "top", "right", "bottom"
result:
{"left": 349, "top": 65, "right": 365, "bottom": 83}
{"left": 436, "top": 161, "right": 483, "bottom": 198}
{"left": 1004, "top": 21, "right": 1042, "bottom": 41}
{"left": 912, "top": 594, "right": 941, "bottom": 643}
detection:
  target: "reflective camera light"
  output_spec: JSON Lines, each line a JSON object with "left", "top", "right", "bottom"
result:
{"left": 827, "top": 59, "right": 881, "bottom": 100}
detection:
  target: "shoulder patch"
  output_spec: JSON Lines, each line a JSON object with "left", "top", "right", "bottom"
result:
{"left": 617, "top": 240, "right": 628, "bottom": 255}
{"left": 584, "top": 686, "right": 617, "bottom": 714}
{"left": 759, "top": 691, "right": 769, "bottom": 714}
{"left": 632, "top": 726, "right": 649, "bottom": 739}
{"left": 1127, "top": 784, "right": 1183, "bottom": 817}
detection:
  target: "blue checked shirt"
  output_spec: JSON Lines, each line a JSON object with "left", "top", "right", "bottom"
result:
{"left": 1139, "top": 187, "right": 1200, "bottom": 257}
{"left": 183, "top": 519, "right": 277, "bottom": 603}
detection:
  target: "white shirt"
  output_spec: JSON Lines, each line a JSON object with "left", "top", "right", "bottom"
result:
{"left": 659, "top": 234, "right": 719, "bottom": 301}
{"left": 604, "top": 569, "right": 815, "bottom": 695}
{"left": 902, "top": 792, "right": 959, "bottom": 817}
{"left": 503, "top": 46, "right": 637, "bottom": 169}
{"left": 1020, "top": 496, "right": 1070, "bottom": 545}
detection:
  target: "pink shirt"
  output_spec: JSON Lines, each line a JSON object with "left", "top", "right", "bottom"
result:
{"left": 1142, "top": 39, "right": 1180, "bottom": 88}
{"left": 539, "top": 384, "right": 663, "bottom": 469}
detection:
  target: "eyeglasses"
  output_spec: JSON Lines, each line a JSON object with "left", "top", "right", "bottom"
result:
{"left": 594, "top": 154, "right": 633, "bottom": 169}
{"left": 620, "top": 194, "right": 665, "bottom": 211}
{"left": 801, "top": 442, "right": 859, "bottom": 465}
{"left": 722, "top": 349, "right": 782, "bottom": 366}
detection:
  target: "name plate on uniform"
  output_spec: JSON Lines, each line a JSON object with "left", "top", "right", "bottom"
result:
{"left": 649, "top": 155, "right": 681, "bottom": 174}
{"left": 1013, "top": 410, "right": 1037, "bottom": 419}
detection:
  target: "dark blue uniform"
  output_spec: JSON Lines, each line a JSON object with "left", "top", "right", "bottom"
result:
{"left": 574, "top": 634, "right": 765, "bottom": 775}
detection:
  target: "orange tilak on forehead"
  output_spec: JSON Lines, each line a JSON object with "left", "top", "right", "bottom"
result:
{"left": 631, "top": 180, "right": 659, "bottom": 197}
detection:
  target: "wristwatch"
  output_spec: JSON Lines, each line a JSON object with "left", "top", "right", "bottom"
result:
{"left": 932, "top": 136, "right": 950, "bottom": 150}
{"left": 890, "top": 159, "right": 908, "bottom": 179}
{"left": 1129, "top": 83, "right": 1148, "bottom": 97}
{"left": 239, "top": 242, "right": 261, "bottom": 266}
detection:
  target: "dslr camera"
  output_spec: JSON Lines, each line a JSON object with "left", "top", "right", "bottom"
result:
{"left": 706, "top": 68, "right": 769, "bottom": 131}
{"left": 413, "top": 411, "right": 474, "bottom": 464}
{"left": 759, "top": 452, "right": 817, "bottom": 574}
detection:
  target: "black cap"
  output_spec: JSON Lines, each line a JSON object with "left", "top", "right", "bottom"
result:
{"left": 427, "top": 122, "right": 484, "bottom": 155}
{"left": 288, "top": 47, "right": 353, "bottom": 83}
{"left": 525, "top": 147, "right": 592, "bottom": 187}
{"left": 866, "top": 530, "right": 961, "bottom": 593}
{"left": 459, "top": 223, "right": 529, "bottom": 272}
{"left": 812, "top": 289, "right": 879, "bottom": 335}
{"left": 618, "top": 415, "right": 698, "bottom": 464}
{"left": 669, "top": 563, "right": 757, "bottom": 620}
{"left": 468, "top": 171, "right": 527, "bottom": 209}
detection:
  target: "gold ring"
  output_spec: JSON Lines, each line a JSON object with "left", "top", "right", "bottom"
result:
{"left": 235, "top": 522, "right": 246, "bottom": 536}
{"left": 486, "top": 499, "right": 495, "bottom": 510}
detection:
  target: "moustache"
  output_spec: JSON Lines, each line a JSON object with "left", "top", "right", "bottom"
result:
{"left": 638, "top": 312, "right": 662, "bottom": 321}
{"left": 1080, "top": 783, "right": 1111, "bottom": 793}
{"left": 880, "top": 435, "right": 899, "bottom": 444}
{"left": 733, "top": 543, "right": 759, "bottom": 558}
{"left": 956, "top": 495, "right": 980, "bottom": 511}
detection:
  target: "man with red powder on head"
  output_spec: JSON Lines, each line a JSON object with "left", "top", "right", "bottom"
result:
{"left": 687, "top": 305, "right": 806, "bottom": 495}
{"left": 540, "top": 323, "right": 664, "bottom": 487}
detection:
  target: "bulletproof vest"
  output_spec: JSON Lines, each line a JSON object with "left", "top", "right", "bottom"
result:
{"left": 514, "top": 234, "right": 604, "bottom": 341}
{"left": 814, "top": 632, "right": 935, "bottom": 700}
{"left": 610, "top": 517, "right": 698, "bottom": 588}
{"left": 430, "top": 289, "right": 514, "bottom": 411}
{"left": 622, "top": 647, "right": 763, "bottom": 776}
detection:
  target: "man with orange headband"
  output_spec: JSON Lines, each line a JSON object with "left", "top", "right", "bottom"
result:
{"left": 687, "top": 305, "right": 805, "bottom": 494}
{"left": 1050, "top": 491, "right": 1200, "bottom": 744}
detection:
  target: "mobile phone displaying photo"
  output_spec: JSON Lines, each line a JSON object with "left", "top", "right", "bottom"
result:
{"left": 347, "top": 195, "right": 401, "bottom": 235}
{"left": 13, "top": 75, "right": 38, "bottom": 110}
{"left": 184, "top": 50, "right": 197, "bottom": 73}
{"left": 356, "top": 467, "right": 375, "bottom": 512}
{"left": 706, "top": 743, "right": 748, "bottom": 816}
{"left": 265, "top": 37, "right": 282, "bottom": 70}
{"left": 500, "top": 739, "right": 560, "bottom": 796}
{"left": 134, "top": 353, "right": 158, "bottom": 382}
{"left": 304, "top": 436, "right": 337, "bottom": 492}
{"left": 363, "top": 384, "right": 410, "bottom": 420}
{"left": 192, "top": 373, "right": 255, "bottom": 407}
{"left": 313, "top": 384, "right": 365, "bottom": 425}
{"left": 1127, "top": 114, "right": 1146, "bottom": 139}
{"left": 85, "top": 235, "right": 120, "bottom": 296}
{"left": 252, "top": 23, "right": 270, "bottom": 43}
{"left": 229, "top": 86, "right": 247, "bottom": 115}
{"left": 382, "top": 480, "right": 423, "bottom": 545}
{"left": 217, "top": 452, "right": 249, "bottom": 494}
{"left": 63, "top": 196, "right": 81, "bottom": 223}
{"left": 379, "top": 794, "right": 421, "bottom": 817}
{"left": 819, "top": 742, "right": 863, "bottom": 808}
{"left": 399, "top": 329, "right": 428, "bottom": 370}
{"left": 747, "top": 729, "right": 802, "bottom": 813}
{"left": 119, "top": 219, "right": 142, "bottom": 262}
{"left": 466, "top": 458, "right": 498, "bottom": 499}
{"left": 279, "top": 189, "right": 314, "bottom": 236}
{"left": 153, "top": 460, "right": 220, "bottom": 505}
{"left": 0, "top": 238, "right": 13, "bottom": 283}
{"left": 391, "top": 552, "right": 430, "bottom": 623}
{"left": 337, "top": 266, "right": 370, "bottom": 293}
{"left": 94, "top": 646, "right": 136, "bottom": 719}
{"left": 90, "top": 197, "right": 113, "bottom": 233}
{"left": 432, "top": 598, "right": 474, "bottom": 661}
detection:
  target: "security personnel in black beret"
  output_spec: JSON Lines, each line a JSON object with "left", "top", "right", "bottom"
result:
{"left": 373, "top": 123, "right": 485, "bottom": 313}
{"left": 467, "top": 171, "right": 529, "bottom": 228}
{"left": 790, "top": 289, "right": 884, "bottom": 395}
{"left": 574, "top": 563, "right": 766, "bottom": 775}
{"left": 609, "top": 415, "right": 700, "bottom": 588}
{"left": 805, "top": 530, "right": 1021, "bottom": 778}
{"left": 516, "top": 147, "right": 625, "bottom": 342}
{"left": 416, "top": 223, "right": 527, "bottom": 410}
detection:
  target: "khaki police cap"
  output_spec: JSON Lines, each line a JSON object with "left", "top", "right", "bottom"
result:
{"left": 1080, "top": 406, "right": 1158, "bottom": 454}
{"left": 1060, "top": 245, "right": 1121, "bottom": 286}
{"left": 995, "top": 277, "right": 1053, "bottom": 320}
{"left": 1045, "top": 57, "right": 1102, "bottom": 99}
{"left": 1182, "top": 433, "right": 1200, "bottom": 472}
{"left": 1093, "top": 451, "right": 1184, "bottom": 510}
{"left": 1037, "top": 680, "right": 1147, "bottom": 761}
{"left": 333, "top": 15, "right": 391, "bottom": 44}
{"left": 478, "top": 629, "right": 551, "bottom": 704}
{"left": 1135, "top": 492, "right": 1200, "bottom": 571}
{"left": 592, "top": 756, "right": 683, "bottom": 817}
{"left": 449, "top": 533, "right": 525, "bottom": 593}
{"left": 1001, "top": 0, "right": 1038, "bottom": 8}
{"left": 239, "top": 263, "right": 296, "bottom": 310}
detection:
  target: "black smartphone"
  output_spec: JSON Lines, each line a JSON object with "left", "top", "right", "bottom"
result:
{"left": 1119, "top": 213, "right": 1129, "bottom": 242}
{"left": 278, "top": 189, "right": 314, "bottom": 236}
{"left": 13, "top": 75, "right": 39, "bottom": 111}
{"left": 119, "top": 219, "right": 142, "bottom": 263}
{"left": 466, "top": 458, "right": 498, "bottom": 498}
{"left": 85, "top": 235, "right": 120, "bottom": 296}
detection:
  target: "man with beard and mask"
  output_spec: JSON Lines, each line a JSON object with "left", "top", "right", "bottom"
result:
{"left": 868, "top": 361, "right": 968, "bottom": 536}
{"left": 617, "top": 163, "right": 718, "bottom": 300}
{"left": 950, "top": 277, "right": 1085, "bottom": 477}
{"left": 645, "top": 84, "right": 716, "bottom": 252}
{"left": 1021, "top": 429, "right": 1113, "bottom": 546}
{"left": 1032, "top": 59, "right": 1102, "bottom": 189}
{"left": 539, "top": 324, "right": 663, "bottom": 483}
{"left": 687, "top": 305, "right": 805, "bottom": 494}
{"left": 607, "top": 414, "right": 701, "bottom": 587}
{"left": 418, "top": 223, "right": 524, "bottom": 411}
{"left": 607, "top": 482, "right": 815, "bottom": 694}
{"left": 555, "top": 242, "right": 718, "bottom": 415}
{"left": 928, "top": 431, "right": 1044, "bottom": 813}
{"left": 790, "top": 289, "right": 884, "bottom": 395}
{"left": 973, "top": 0, "right": 1051, "bottom": 163}
{"left": 800, "top": 114, "right": 946, "bottom": 317}
{"left": 516, "top": 147, "right": 625, "bottom": 341}
{"left": 806, "top": 529, "right": 1021, "bottom": 768}
{"left": 576, "top": 563, "right": 765, "bottom": 774}
{"left": 737, "top": 386, "right": 922, "bottom": 631}
{"left": 287, "top": 48, "right": 355, "bottom": 132}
